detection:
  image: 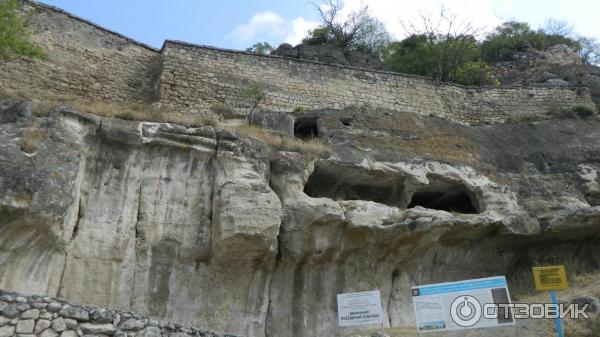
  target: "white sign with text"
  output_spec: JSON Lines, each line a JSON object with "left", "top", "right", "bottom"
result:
{"left": 337, "top": 290, "right": 384, "bottom": 327}
{"left": 412, "top": 276, "right": 515, "bottom": 333}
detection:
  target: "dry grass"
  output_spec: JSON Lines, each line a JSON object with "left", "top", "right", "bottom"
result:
{"left": 64, "top": 101, "right": 217, "bottom": 128}
{"left": 0, "top": 93, "right": 328, "bottom": 155}
{"left": 508, "top": 255, "right": 596, "bottom": 301}
{"left": 223, "top": 124, "right": 330, "bottom": 155}
{"left": 16, "top": 97, "right": 329, "bottom": 155}
{"left": 345, "top": 108, "right": 484, "bottom": 168}
{"left": 5, "top": 96, "right": 218, "bottom": 128}
{"left": 19, "top": 121, "right": 46, "bottom": 153}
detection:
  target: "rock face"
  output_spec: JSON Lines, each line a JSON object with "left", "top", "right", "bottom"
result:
{"left": 270, "top": 43, "right": 387, "bottom": 70}
{"left": 495, "top": 44, "right": 600, "bottom": 108}
{"left": 0, "top": 290, "right": 235, "bottom": 337}
{"left": 2, "top": 99, "right": 600, "bottom": 337}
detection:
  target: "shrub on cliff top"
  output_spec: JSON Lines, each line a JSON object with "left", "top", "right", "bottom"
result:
{"left": 0, "top": 0, "right": 46, "bottom": 61}
{"left": 303, "top": 0, "right": 390, "bottom": 58}
{"left": 481, "top": 21, "right": 580, "bottom": 63}
{"left": 455, "top": 60, "right": 499, "bottom": 86}
{"left": 548, "top": 105, "right": 596, "bottom": 119}
{"left": 245, "top": 42, "right": 273, "bottom": 54}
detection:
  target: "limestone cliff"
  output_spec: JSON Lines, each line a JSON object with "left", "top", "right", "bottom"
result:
{"left": 2, "top": 2, "right": 600, "bottom": 337}
{"left": 2, "top": 99, "right": 600, "bottom": 337}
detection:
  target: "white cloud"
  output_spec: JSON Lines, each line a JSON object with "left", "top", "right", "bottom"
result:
{"left": 226, "top": 11, "right": 286, "bottom": 47}
{"left": 285, "top": 17, "right": 320, "bottom": 45}
{"left": 337, "top": 0, "right": 505, "bottom": 39}
{"left": 226, "top": 0, "right": 599, "bottom": 51}
{"left": 226, "top": 11, "right": 319, "bottom": 49}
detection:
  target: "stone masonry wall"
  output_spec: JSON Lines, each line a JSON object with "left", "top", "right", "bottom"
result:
{"left": 0, "top": 290, "right": 239, "bottom": 337}
{"left": 0, "top": 1, "right": 160, "bottom": 104}
{"left": 0, "top": 1, "right": 596, "bottom": 125}
{"left": 157, "top": 42, "right": 596, "bottom": 124}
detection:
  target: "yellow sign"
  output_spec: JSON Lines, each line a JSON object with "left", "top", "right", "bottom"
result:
{"left": 532, "top": 265, "right": 568, "bottom": 291}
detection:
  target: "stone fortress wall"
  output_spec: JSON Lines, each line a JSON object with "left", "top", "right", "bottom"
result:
{"left": 0, "top": 1, "right": 160, "bottom": 104}
{"left": 0, "top": 290, "right": 238, "bottom": 337}
{"left": 0, "top": 0, "right": 596, "bottom": 125}
{"left": 158, "top": 41, "right": 595, "bottom": 124}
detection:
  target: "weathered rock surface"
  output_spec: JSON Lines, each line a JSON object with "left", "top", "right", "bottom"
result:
{"left": 271, "top": 43, "right": 387, "bottom": 70}
{"left": 2, "top": 99, "right": 600, "bottom": 337}
{"left": 495, "top": 44, "right": 600, "bottom": 108}
{"left": 0, "top": 290, "right": 234, "bottom": 337}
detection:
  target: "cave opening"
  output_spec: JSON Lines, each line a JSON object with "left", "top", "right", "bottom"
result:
{"left": 408, "top": 180, "right": 479, "bottom": 214}
{"left": 303, "top": 163, "right": 406, "bottom": 207}
{"left": 294, "top": 117, "right": 319, "bottom": 139}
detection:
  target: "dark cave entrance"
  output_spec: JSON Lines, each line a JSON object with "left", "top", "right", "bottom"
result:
{"left": 303, "top": 163, "right": 406, "bottom": 207}
{"left": 294, "top": 117, "right": 319, "bottom": 139}
{"left": 303, "top": 164, "right": 481, "bottom": 213}
{"left": 408, "top": 180, "right": 479, "bottom": 214}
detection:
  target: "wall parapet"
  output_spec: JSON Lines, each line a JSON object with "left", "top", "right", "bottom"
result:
{"left": 161, "top": 40, "right": 589, "bottom": 91}
{"left": 26, "top": 0, "right": 159, "bottom": 52}
{"left": 157, "top": 41, "right": 596, "bottom": 124}
{"left": 0, "top": 1, "right": 596, "bottom": 126}
{"left": 0, "top": 289, "right": 240, "bottom": 337}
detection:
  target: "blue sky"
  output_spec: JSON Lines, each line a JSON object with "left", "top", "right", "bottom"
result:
{"left": 38, "top": 0, "right": 600, "bottom": 50}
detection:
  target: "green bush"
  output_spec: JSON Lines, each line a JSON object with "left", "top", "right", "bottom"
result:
{"left": 572, "top": 105, "right": 596, "bottom": 118}
{"left": 210, "top": 103, "right": 235, "bottom": 118}
{"left": 0, "top": 0, "right": 46, "bottom": 61}
{"left": 481, "top": 21, "right": 580, "bottom": 63}
{"left": 384, "top": 35, "right": 441, "bottom": 79}
{"left": 455, "top": 60, "right": 499, "bottom": 86}
{"left": 241, "top": 82, "right": 266, "bottom": 116}
{"left": 302, "top": 1, "right": 390, "bottom": 59}
{"left": 245, "top": 42, "right": 273, "bottom": 54}
{"left": 549, "top": 105, "right": 596, "bottom": 119}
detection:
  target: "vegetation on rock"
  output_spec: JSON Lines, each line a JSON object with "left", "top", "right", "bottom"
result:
{"left": 0, "top": 0, "right": 45, "bottom": 61}
{"left": 246, "top": 42, "right": 273, "bottom": 54}
{"left": 241, "top": 82, "right": 267, "bottom": 117}
{"left": 257, "top": 5, "right": 600, "bottom": 85}
{"left": 302, "top": 0, "right": 390, "bottom": 59}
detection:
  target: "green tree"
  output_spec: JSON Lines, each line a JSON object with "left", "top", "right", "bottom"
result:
{"left": 0, "top": 0, "right": 45, "bottom": 61}
{"left": 577, "top": 37, "right": 600, "bottom": 65}
{"left": 246, "top": 42, "right": 273, "bottom": 54}
{"left": 455, "top": 60, "right": 498, "bottom": 86}
{"left": 387, "top": 11, "right": 483, "bottom": 83}
{"left": 384, "top": 34, "right": 441, "bottom": 79}
{"left": 481, "top": 21, "right": 579, "bottom": 63}
{"left": 303, "top": 0, "right": 390, "bottom": 58}
{"left": 241, "top": 82, "right": 266, "bottom": 118}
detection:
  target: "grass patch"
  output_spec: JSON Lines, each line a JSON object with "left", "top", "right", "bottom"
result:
{"left": 19, "top": 120, "right": 46, "bottom": 153}
{"left": 507, "top": 255, "right": 595, "bottom": 300}
{"left": 64, "top": 100, "right": 217, "bottom": 128}
{"left": 548, "top": 105, "right": 597, "bottom": 119}
{"left": 224, "top": 124, "right": 330, "bottom": 155}
{"left": 210, "top": 103, "right": 236, "bottom": 119}
{"left": 10, "top": 98, "right": 327, "bottom": 155}
{"left": 293, "top": 106, "right": 305, "bottom": 113}
{"left": 504, "top": 115, "right": 541, "bottom": 124}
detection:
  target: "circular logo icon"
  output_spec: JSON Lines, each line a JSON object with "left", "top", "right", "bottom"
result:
{"left": 450, "top": 295, "right": 482, "bottom": 327}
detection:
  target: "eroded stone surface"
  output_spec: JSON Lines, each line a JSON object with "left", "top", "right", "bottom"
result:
{"left": 0, "top": 291, "right": 235, "bottom": 337}
{"left": 2, "top": 100, "right": 600, "bottom": 337}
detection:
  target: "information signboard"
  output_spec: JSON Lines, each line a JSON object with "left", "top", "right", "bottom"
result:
{"left": 337, "top": 290, "right": 384, "bottom": 327}
{"left": 533, "top": 265, "right": 568, "bottom": 291}
{"left": 412, "top": 276, "right": 514, "bottom": 333}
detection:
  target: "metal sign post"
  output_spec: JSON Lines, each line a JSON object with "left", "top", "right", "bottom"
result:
{"left": 532, "top": 265, "right": 568, "bottom": 337}
{"left": 549, "top": 290, "right": 565, "bottom": 337}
